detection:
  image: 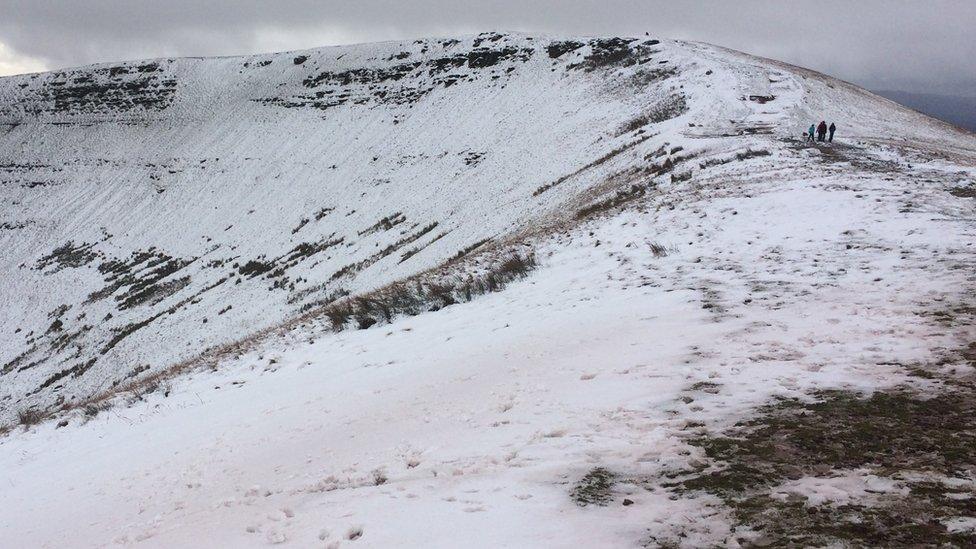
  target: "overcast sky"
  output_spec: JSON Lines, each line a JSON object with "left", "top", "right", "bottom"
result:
{"left": 1, "top": 1, "right": 974, "bottom": 96}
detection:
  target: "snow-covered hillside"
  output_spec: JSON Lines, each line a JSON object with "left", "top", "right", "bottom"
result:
{"left": 2, "top": 33, "right": 975, "bottom": 547}
{"left": 0, "top": 33, "right": 731, "bottom": 416}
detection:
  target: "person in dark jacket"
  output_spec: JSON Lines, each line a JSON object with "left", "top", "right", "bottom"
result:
{"left": 828, "top": 122, "right": 836, "bottom": 142}
{"left": 817, "top": 121, "right": 828, "bottom": 142}
{"left": 807, "top": 123, "right": 816, "bottom": 142}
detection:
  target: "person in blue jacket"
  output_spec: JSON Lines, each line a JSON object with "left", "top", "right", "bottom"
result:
{"left": 807, "top": 123, "right": 816, "bottom": 142}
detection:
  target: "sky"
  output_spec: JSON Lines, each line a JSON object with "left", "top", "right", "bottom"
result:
{"left": 0, "top": 0, "right": 974, "bottom": 97}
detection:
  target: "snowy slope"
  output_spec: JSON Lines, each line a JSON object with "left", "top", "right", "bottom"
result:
{"left": 0, "top": 33, "right": 693, "bottom": 417}
{"left": 1, "top": 33, "right": 976, "bottom": 547}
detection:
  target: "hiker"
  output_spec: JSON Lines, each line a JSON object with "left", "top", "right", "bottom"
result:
{"left": 807, "top": 123, "right": 816, "bottom": 142}
{"left": 828, "top": 122, "right": 836, "bottom": 142}
{"left": 817, "top": 121, "right": 828, "bottom": 142}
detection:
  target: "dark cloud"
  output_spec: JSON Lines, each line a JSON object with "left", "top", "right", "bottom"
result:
{"left": 0, "top": 0, "right": 974, "bottom": 95}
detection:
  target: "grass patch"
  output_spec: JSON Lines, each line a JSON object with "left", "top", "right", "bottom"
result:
{"left": 572, "top": 467, "right": 616, "bottom": 506}
{"left": 17, "top": 408, "right": 45, "bottom": 428}
{"left": 323, "top": 252, "right": 536, "bottom": 331}
{"left": 617, "top": 94, "right": 687, "bottom": 135}
{"left": 36, "top": 240, "right": 100, "bottom": 272}
{"left": 358, "top": 212, "right": 406, "bottom": 236}
{"left": 83, "top": 401, "right": 112, "bottom": 419}
{"left": 666, "top": 387, "right": 976, "bottom": 546}
{"left": 688, "top": 380, "right": 721, "bottom": 393}
{"left": 699, "top": 149, "right": 771, "bottom": 170}
{"left": 450, "top": 238, "right": 490, "bottom": 261}
{"left": 949, "top": 186, "right": 976, "bottom": 198}
{"left": 576, "top": 184, "right": 649, "bottom": 219}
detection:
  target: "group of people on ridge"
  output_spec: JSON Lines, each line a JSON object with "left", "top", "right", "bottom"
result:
{"left": 807, "top": 121, "right": 836, "bottom": 143}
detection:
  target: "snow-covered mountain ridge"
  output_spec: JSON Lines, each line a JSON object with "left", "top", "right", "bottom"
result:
{"left": 2, "top": 32, "right": 973, "bottom": 421}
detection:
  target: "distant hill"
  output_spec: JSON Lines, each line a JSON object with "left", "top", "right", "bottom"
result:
{"left": 874, "top": 89, "right": 976, "bottom": 132}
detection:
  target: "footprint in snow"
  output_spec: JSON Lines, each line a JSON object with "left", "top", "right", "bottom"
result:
{"left": 133, "top": 530, "right": 156, "bottom": 542}
{"left": 346, "top": 525, "right": 364, "bottom": 540}
{"left": 265, "top": 529, "right": 287, "bottom": 544}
